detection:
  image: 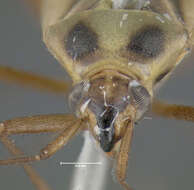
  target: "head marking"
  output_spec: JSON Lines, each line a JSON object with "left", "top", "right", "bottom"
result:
{"left": 127, "top": 25, "right": 165, "bottom": 59}
{"left": 65, "top": 22, "right": 98, "bottom": 61}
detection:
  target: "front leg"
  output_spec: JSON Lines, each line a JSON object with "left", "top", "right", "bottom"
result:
{"left": 0, "top": 118, "right": 82, "bottom": 165}
{"left": 116, "top": 121, "right": 134, "bottom": 190}
{"left": 0, "top": 114, "right": 77, "bottom": 135}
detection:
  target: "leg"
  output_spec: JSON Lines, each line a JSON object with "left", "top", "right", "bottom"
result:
{"left": 179, "top": 0, "right": 194, "bottom": 45}
{"left": 0, "top": 65, "right": 70, "bottom": 94}
{"left": 0, "top": 135, "right": 52, "bottom": 190}
{"left": 0, "top": 114, "right": 77, "bottom": 135}
{"left": 152, "top": 99, "right": 194, "bottom": 122}
{"left": 116, "top": 121, "right": 134, "bottom": 190}
{"left": 0, "top": 119, "right": 82, "bottom": 165}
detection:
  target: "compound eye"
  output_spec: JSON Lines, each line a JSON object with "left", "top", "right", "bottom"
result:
{"left": 68, "top": 81, "right": 90, "bottom": 111}
{"left": 129, "top": 80, "right": 151, "bottom": 119}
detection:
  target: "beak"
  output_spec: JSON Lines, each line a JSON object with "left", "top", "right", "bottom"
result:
{"left": 97, "top": 105, "right": 118, "bottom": 152}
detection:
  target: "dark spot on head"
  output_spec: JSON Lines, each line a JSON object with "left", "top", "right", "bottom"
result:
{"left": 128, "top": 26, "right": 164, "bottom": 58}
{"left": 154, "top": 69, "right": 171, "bottom": 84}
{"left": 65, "top": 22, "right": 98, "bottom": 60}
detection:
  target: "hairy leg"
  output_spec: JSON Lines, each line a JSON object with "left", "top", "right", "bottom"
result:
{"left": 0, "top": 114, "right": 77, "bottom": 135}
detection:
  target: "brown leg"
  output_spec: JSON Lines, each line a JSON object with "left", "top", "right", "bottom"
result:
{"left": 0, "top": 114, "right": 77, "bottom": 135}
{"left": 0, "top": 135, "right": 52, "bottom": 190}
{"left": 0, "top": 65, "right": 70, "bottom": 94}
{"left": 116, "top": 121, "right": 134, "bottom": 190}
{"left": 152, "top": 99, "right": 194, "bottom": 122}
{"left": 0, "top": 119, "right": 82, "bottom": 165}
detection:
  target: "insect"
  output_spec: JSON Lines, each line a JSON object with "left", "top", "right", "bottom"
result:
{"left": 1, "top": 0, "right": 194, "bottom": 190}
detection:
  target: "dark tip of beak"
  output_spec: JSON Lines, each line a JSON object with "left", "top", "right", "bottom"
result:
{"left": 97, "top": 106, "right": 118, "bottom": 152}
{"left": 99, "top": 131, "right": 114, "bottom": 152}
